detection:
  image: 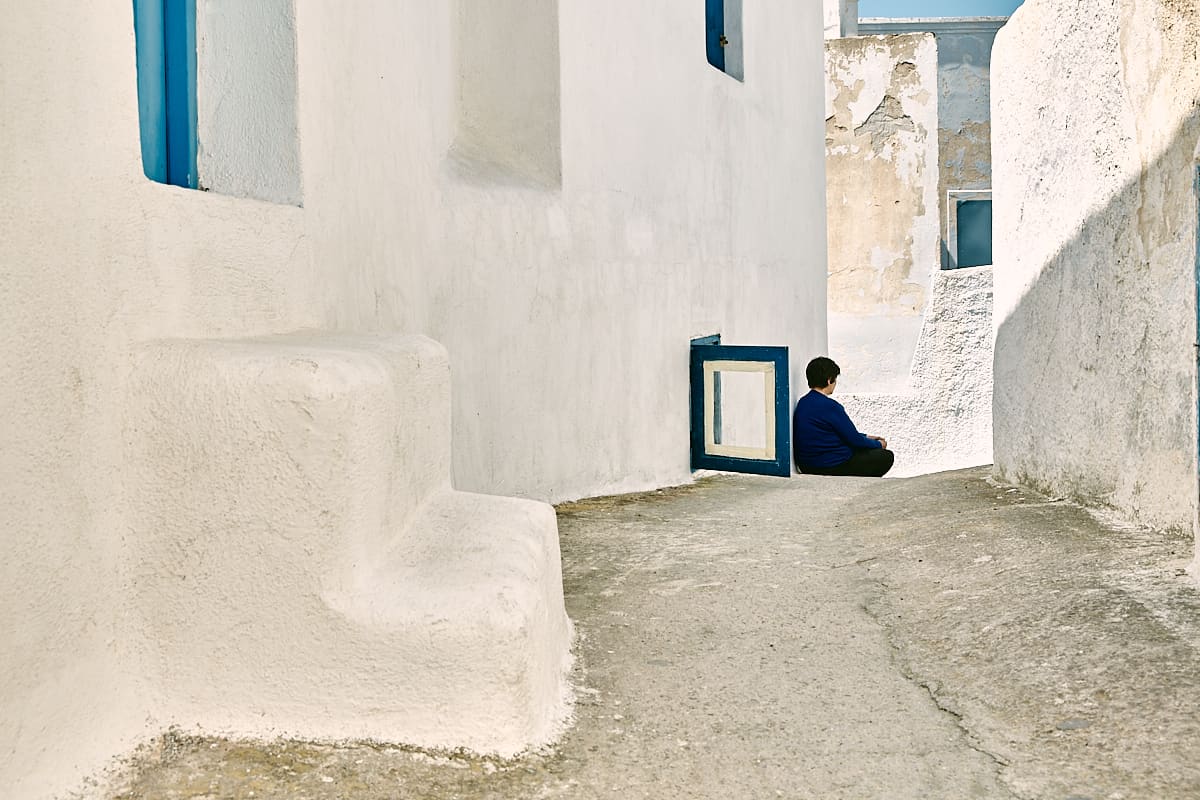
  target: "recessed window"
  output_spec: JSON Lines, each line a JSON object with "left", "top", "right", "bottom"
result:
{"left": 133, "top": 0, "right": 302, "bottom": 204}
{"left": 946, "top": 190, "right": 993, "bottom": 269}
{"left": 705, "top": 0, "right": 744, "bottom": 81}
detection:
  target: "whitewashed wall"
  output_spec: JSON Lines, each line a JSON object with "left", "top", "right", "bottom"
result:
{"left": 294, "top": 0, "right": 829, "bottom": 502}
{"left": 2, "top": 7, "right": 317, "bottom": 797}
{"left": 825, "top": 33, "right": 940, "bottom": 393}
{"left": 0, "top": 1, "right": 829, "bottom": 797}
{"left": 992, "top": 0, "right": 1200, "bottom": 558}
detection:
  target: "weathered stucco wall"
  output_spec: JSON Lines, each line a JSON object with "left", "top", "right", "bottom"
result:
{"left": 0, "top": 1, "right": 829, "bottom": 797}
{"left": 860, "top": 18, "right": 1004, "bottom": 268}
{"left": 825, "top": 33, "right": 939, "bottom": 392}
{"left": 992, "top": 0, "right": 1200, "bottom": 555}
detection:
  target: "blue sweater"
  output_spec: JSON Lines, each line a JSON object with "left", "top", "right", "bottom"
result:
{"left": 792, "top": 389, "right": 880, "bottom": 469}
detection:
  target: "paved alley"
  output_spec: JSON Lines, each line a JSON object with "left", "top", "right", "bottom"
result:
{"left": 103, "top": 468, "right": 1200, "bottom": 799}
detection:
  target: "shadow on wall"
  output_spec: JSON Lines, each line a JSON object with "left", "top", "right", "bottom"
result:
{"left": 993, "top": 108, "right": 1200, "bottom": 535}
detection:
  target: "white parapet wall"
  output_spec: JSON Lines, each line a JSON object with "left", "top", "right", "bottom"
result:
{"left": 838, "top": 265, "right": 994, "bottom": 478}
{"left": 991, "top": 0, "right": 1200, "bottom": 553}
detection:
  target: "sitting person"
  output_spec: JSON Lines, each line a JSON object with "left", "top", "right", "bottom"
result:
{"left": 792, "top": 356, "right": 894, "bottom": 477}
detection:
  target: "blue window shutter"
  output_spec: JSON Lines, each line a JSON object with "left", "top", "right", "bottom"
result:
{"left": 134, "top": 0, "right": 196, "bottom": 188}
{"left": 705, "top": 0, "right": 725, "bottom": 72}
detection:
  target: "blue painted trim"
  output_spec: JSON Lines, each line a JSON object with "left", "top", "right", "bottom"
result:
{"left": 164, "top": 0, "right": 197, "bottom": 188}
{"left": 133, "top": 0, "right": 167, "bottom": 182}
{"left": 690, "top": 336, "right": 723, "bottom": 443}
{"left": 134, "top": 0, "right": 196, "bottom": 188}
{"left": 705, "top": 0, "right": 725, "bottom": 72}
{"left": 690, "top": 344, "right": 791, "bottom": 478}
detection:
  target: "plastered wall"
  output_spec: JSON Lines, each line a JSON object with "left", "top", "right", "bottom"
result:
{"left": 2, "top": 6, "right": 316, "bottom": 796}
{"left": 196, "top": 0, "right": 302, "bottom": 204}
{"left": 0, "top": 1, "right": 828, "bottom": 797}
{"left": 991, "top": 0, "right": 1200, "bottom": 556}
{"left": 824, "top": 33, "right": 940, "bottom": 392}
{"left": 839, "top": 265, "right": 994, "bottom": 477}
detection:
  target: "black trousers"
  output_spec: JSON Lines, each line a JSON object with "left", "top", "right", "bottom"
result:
{"left": 800, "top": 448, "right": 894, "bottom": 478}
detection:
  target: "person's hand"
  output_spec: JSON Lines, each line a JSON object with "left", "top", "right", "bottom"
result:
{"left": 869, "top": 435, "right": 888, "bottom": 449}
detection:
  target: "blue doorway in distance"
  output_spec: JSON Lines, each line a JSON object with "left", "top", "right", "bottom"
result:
{"left": 133, "top": 0, "right": 197, "bottom": 187}
{"left": 956, "top": 199, "right": 993, "bottom": 268}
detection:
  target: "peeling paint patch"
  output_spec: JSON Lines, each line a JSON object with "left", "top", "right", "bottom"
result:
{"left": 855, "top": 94, "right": 916, "bottom": 151}
{"left": 825, "top": 33, "right": 940, "bottom": 324}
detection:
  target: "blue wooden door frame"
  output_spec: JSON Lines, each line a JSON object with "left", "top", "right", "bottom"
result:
{"left": 690, "top": 343, "right": 791, "bottom": 478}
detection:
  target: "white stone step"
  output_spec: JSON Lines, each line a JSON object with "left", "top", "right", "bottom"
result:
{"left": 124, "top": 332, "right": 572, "bottom": 756}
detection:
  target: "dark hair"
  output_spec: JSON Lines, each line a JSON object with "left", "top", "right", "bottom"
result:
{"left": 806, "top": 356, "right": 840, "bottom": 389}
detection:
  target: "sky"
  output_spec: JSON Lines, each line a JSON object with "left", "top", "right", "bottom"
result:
{"left": 858, "top": 0, "right": 1024, "bottom": 17}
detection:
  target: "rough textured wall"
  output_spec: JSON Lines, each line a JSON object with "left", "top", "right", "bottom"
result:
{"left": 992, "top": 0, "right": 1200, "bottom": 547}
{"left": 825, "top": 33, "right": 939, "bottom": 391}
{"left": 840, "top": 265, "right": 994, "bottom": 477}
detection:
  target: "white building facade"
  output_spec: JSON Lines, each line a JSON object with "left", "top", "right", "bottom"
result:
{"left": 0, "top": 2, "right": 830, "bottom": 797}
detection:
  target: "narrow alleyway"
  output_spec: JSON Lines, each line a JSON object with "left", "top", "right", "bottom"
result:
{"left": 102, "top": 469, "right": 1200, "bottom": 799}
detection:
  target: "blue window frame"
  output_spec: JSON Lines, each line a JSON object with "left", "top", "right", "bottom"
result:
{"left": 956, "top": 199, "right": 993, "bottom": 268}
{"left": 705, "top": 0, "right": 743, "bottom": 81}
{"left": 134, "top": 0, "right": 197, "bottom": 187}
{"left": 705, "top": 0, "right": 726, "bottom": 72}
{"left": 690, "top": 342, "right": 791, "bottom": 477}
{"left": 945, "top": 190, "right": 993, "bottom": 269}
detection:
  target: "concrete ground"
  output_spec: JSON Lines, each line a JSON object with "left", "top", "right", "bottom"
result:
{"left": 101, "top": 468, "right": 1200, "bottom": 800}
